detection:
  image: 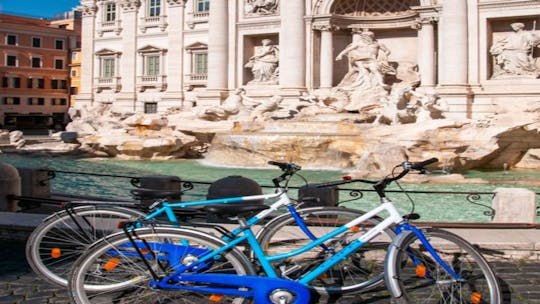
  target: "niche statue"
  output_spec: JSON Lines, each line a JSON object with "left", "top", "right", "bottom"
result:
{"left": 245, "top": 39, "right": 279, "bottom": 85}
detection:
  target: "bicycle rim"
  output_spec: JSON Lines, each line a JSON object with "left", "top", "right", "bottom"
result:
{"left": 386, "top": 228, "right": 501, "bottom": 304}
{"left": 69, "top": 227, "right": 255, "bottom": 304}
{"left": 26, "top": 205, "right": 145, "bottom": 287}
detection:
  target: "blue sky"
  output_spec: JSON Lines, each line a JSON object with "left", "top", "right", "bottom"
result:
{"left": 0, "top": 0, "right": 80, "bottom": 18}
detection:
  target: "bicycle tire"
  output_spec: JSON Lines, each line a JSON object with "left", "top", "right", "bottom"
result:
{"left": 68, "top": 227, "right": 256, "bottom": 304}
{"left": 385, "top": 227, "right": 501, "bottom": 304}
{"left": 255, "top": 206, "right": 395, "bottom": 294}
{"left": 26, "top": 205, "right": 146, "bottom": 287}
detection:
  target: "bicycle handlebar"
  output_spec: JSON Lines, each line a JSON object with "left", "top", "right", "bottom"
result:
{"left": 403, "top": 157, "right": 438, "bottom": 171}
{"left": 268, "top": 161, "right": 302, "bottom": 187}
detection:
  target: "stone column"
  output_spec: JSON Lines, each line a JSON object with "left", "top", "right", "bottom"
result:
{"left": 439, "top": 0, "right": 468, "bottom": 85}
{"left": 163, "top": 0, "right": 186, "bottom": 107}
{"left": 77, "top": 1, "right": 97, "bottom": 108}
{"left": 117, "top": 0, "right": 140, "bottom": 111}
{"left": 415, "top": 17, "right": 437, "bottom": 87}
{"left": 314, "top": 22, "right": 338, "bottom": 89}
{"left": 279, "top": 0, "right": 305, "bottom": 88}
{"left": 206, "top": 0, "right": 228, "bottom": 90}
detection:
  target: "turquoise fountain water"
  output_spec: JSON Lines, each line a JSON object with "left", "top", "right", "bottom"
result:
{"left": 0, "top": 154, "right": 538, "bottom": 222}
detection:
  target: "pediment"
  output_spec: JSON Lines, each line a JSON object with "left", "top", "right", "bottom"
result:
{"left": 137, "top": 45, "right": 166, "bottom": 53}
{"left": 95, "top": 48, "right": 121, "bottom": 56}
{"left": 185, "top": 42, "right": 208, "bottom": 50}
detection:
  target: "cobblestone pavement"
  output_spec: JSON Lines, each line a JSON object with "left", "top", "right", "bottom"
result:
{"left": 1, "top": 239, "right": 539, "bottom": 304}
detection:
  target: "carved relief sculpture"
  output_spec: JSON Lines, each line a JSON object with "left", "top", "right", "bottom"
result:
{"left": 120, "top": 0, "right": 141, "bottom": 12}
{"left": 81, "top": 3, "right": 98, "bottom": 17}
{"left": 490, "top": 22, "right": 540, "bottom": 79}
{"left": 245, "top": 39, "right": 279, "bottom": 85}
{"left": 245, "top": 0, "right": 279, "bottom": 16}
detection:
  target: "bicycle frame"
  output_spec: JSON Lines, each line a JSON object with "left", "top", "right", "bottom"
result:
{"left": 128, "top": 195, "right": 464, "bottom": 295}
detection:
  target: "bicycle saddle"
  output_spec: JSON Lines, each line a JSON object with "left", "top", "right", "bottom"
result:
{"left": 203, "top": 204, "right": 269, "bottom": 218}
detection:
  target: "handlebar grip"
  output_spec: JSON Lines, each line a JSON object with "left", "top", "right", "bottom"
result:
{"left": 409, "top": 158, "right": 439, "bottom": 170}
{"left": 268, "top": 161, "right": 302, "bottom": 171}
{"left": 268, "top": 161, "right": 287, "bottom": 167}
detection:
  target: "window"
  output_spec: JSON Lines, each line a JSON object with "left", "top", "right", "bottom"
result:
{"left": 27, "top": 78, "right": 33, "bottom": 88}
{"left": 55, "top": 59, "right": 64, "bottom": 69}
{"left": 61, "top": 80, "right": 67, "bottom": 89}
{"left": 32, "top": 37, "right": 41, "bottom": 48}
{"left": 102, "top": 58, "right": 115, "bottom": 77}
{"left": 3, "top": 97, "right": 20, "bottom": 105}
{"left": 27, "top": 98, "right": 44, "bottom": 105}
{"left": 32, "top": 57, "right": 41, "bottom": 68}
{"left": 144, "top": 102, "right": 158, "bottom": 114}
{"left": 52, "top": 98, "right": 68, "bottom": 106}
{"left": 6, "top": 35, "right": 17, "bottom": 45}
{"left": 72, "top": 52, "right": 79, "bottom": 61}
{"left": 6, "top": 55, "right": 17, "bottom": 67}
{"left": 70, "top": 87, "right": 78, "bottom": 95}
{"left": 37, "top": 78, "right": 45, "bottom": 89}
{"left": 193, "top": 52, "right": 208, "bottom": 74}
{"left": 104, "top": 2, "right": 116, "bottom": 22}
{"left": 145, "top": 55, "right": 160, "bottom": 76}
{"left": 71, "top": 70, "right": 78, "bottom": 77}
{"left": 195, "top": 0, "right": 210, "bottom": 12}
{"left": 2, "top": 77, "right": 8, "bottom": 88}
{"left": 51, "top": 79, "right": 59, "bottom": 89}
{"left": 55, "top": 40, "right": 64, "bottom": 50}
{"left": 13, "top": 77, "right": 20, "bottom": 88}
{"left": 148, "top": 0, "right": 161, "bottom": 16}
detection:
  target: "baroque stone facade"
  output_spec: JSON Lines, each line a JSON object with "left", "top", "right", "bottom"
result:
{"left": 76, "top": 0, "right": 540, "bottom": 119}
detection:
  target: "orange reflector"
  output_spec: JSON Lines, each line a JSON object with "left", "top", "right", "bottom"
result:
{"left": 103, "top": 258, "right": 120, "bottom": 271}
{"left": 117, "top": 221, "right": 127, "bottom": 229}
{"left": 140, "top": 249, "right": 151, "bottom": 254}
{"left": 471, "top": 292, "right": 482, "bottom": 304}
{"left": 208, "top": 294, "right": 224, "bottom": 302}
{"left": 342, "top": 176, "right": 352, "bottom": 180}
{"left": 415, "top": 265, "right": 427, "bottom": 278}
{"left": 51, "top": 248, "right": 61, "bottom": 259}
{"left": 318, "top": 273, "right": 327, "bottom": 279}
{"left": 349, "top": 226, "right": 360, "bottom": 233}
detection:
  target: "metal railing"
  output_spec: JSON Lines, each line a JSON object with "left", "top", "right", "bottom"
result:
{"left": 20, "top": 168, "right": 540, "bottom": 228}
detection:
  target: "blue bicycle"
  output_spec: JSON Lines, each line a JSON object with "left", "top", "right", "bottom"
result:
{"left": 68, "top": 159, "right": 501, "bottom": 304}
{"left": 28, "top": 162, "right": 389, "bottom": 291}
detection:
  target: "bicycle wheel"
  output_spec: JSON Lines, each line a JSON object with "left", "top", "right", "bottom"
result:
{"left": 385, "top": 227, "right": 501, "bottom": 304}
{"left": 256, "top": 206, "right": 395, "bottom": 294}
{"left": 69, "top": 227, "right": 256, "bottom": 304}
{"left": 26, "top": 205, "right": 146, "bottom": 287}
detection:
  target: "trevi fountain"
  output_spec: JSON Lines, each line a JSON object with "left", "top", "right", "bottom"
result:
{"left": 2, "top": 18, "right": 540, "bottom": 178}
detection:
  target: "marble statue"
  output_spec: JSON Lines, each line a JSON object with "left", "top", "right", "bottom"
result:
{"left": 335, "top": 31, "right": 396, "bottom": 91}
{"left": 245, "top": 39, "right": 279, "bottom": 84}
{"left": 198, "top": 88, "right": 249, "bottom": 121}
{"left": 246, "top": 95, "right": 283, "bottom": 121}
{"left": 374, "top": 86, "right": 448, "bottom": 125}
{"left": 490, "top": 22, "right": 540, "bottom": 78}
{"left": 416, "top": 90, "right": 448, "bottom": 122}
{"left": 245, "top": 0, "right": 279, "bottom": 15}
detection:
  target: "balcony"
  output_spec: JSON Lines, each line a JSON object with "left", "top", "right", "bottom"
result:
{"left": 139, "top": 15, "right": 168, "bottom": 33}
{"left": 184, "top": 73, "right": 207, "bottom": 90}
{"left": 97, "top": 19, "right": 122, "bottom": 37}
{"left": 187, "top": 10, "right": 209, "bottom": 29}
{"left": 95, "top": 76, "right": 121, "bottom": 92}
{"left": 136, "top": 75, "right": 167, "bottom": 92}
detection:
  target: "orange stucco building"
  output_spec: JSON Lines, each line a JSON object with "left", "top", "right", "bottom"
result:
{"left": 0, "top": 13, "right": 80, "bottom": 132}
